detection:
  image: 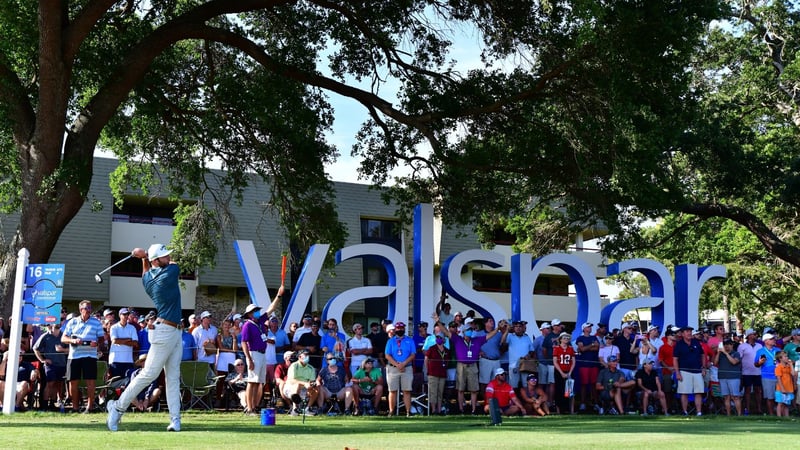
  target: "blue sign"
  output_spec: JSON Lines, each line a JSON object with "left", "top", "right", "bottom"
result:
{"left": 22, "top": 264, "right": 65, "bottom": 325}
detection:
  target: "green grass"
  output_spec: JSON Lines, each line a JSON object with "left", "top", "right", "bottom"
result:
{"left": 1, "top": 411, "right": 798, "bottom": 449}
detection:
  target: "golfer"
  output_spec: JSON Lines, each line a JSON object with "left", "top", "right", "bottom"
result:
{"left": 107, "top": 244, "right": 184, "bottom": 432}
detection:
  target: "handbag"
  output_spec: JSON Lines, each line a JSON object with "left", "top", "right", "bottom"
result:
{"left": 518, "top": 357, "right": 539, "bottom": 373}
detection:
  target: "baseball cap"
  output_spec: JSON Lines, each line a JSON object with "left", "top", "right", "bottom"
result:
{"left": 551, "top": 318, "right": 562, "bottom": 326}
{"left": 646, "top": 325, "right": 659, "bottom": 333}
{"left": 494, "top": 368, "right": 506, "bottom": 376}
{"left": 745, "top": 328, "right": 756, "bottom": 336}
{"left": 464, "top": 317, "right": 474, "bottom": 325}
{"left": 200, "top": 311, "right": 212, "bottom": 319}
{"left": 597, "top": 323, "right": 607, "bottom": 329}
{"left": 188, "top": 314, "right": 196, "bottom": 321}
{"left": 418, "top": 321, "right": 429, "bottom": 328}
{"left": 643, "top": 359, "right": 655, "bottom": 365}
{"left": 283, "top": 351, "right": 294, "bottom": 359}
{"left": 678, "top": 325, "right": 694, "bottom": 332}
{"left": 386, "top": 324, "right": 395, "bottom": 332}
{"left": 558, "top": 332, "right": 571, "bottom": 340}
{"left": 147, "top": 243, "right": 172, "bottom": 261}
{"left": 394, "top": 322, "right": 406, "bottom": 329}
{"left": 581, "top": 322, "right": 593, "bottom": 330}
{"left": 621, "top": 322, "right": 633, "bottom": 329}
{"left": 297, "top": 348, "right": 310, "bottom": 355}
{"left": 762, "top": 333, "right": 776, "bottom": 341}
{"left": 792, "top": 328, "right": 800, "bottom": 336}
{"left": 269, "top": 314, "right": 280, "bottom": 322}
{"left": 302, "top": 314, "right": 313, "bottom": 320}
{"left": 118, "top": 308, "right": 130, "bottom": 315}
{"left": 103, "top": 308, "right": 114, "bottom": 316}
{"left": 232, "top": 313, "right": 242, "bottom": 321}
{"left": 604, "top": 334, "right": 614, "bottom": 340}
{"left": 526, "top": 373, "right": 538, "bottom": 382}
{"left": 607, "top": 355, "right": 618, "bottom": 362}
{"left": 539, "top": 322, "right": 551, "bottom": 330}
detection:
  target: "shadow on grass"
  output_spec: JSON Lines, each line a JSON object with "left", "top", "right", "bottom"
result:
{"left": 2, "top": 411, "right": 796, "bottom": 437}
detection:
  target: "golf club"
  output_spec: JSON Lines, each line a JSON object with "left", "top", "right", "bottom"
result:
{"left": 94, "top": 254, "right": 133, "bottom": 283}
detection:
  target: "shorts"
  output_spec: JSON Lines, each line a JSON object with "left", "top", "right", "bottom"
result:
{"left": 742, "top": 375, "right": 761, "bottom": 389}
{"left": 428, "top": 376, "right": 446, "bottom": 403}
{"left": 537, "top": 364, "right": 555, "bottom": 385}
{"left": 775, "top": 391, "right": 795, "bottom": 405}
{"left": 677, "top": 371, "right": 704, "bottom": 394}
{"left": 761, "top": 378, "right": 777, "bottom": 400}
{"left": 456, "top": 363, "right": 479, "bottom": 392}
{"left": 578, "top": 366, "right": 599, "bottom": 388}
{"left": 719, "top": 378, "right": 741, "bottom": 397}
{"left": 246, "top": 351, "right": 267, "bottom": 384}
{"left": 479, "top": 358, "right": 501, "bottom": 385}
{"left": 66, "top": 357, "right": 98, "bottom": 381}
{"left": 508, "top": 366, "right": 525, "bottom": 389}
{"left": 44, "top": 364, "right": 66, "bottom": 382}
{"left": 386, "top": 365, "right": 413, "bottom": 392}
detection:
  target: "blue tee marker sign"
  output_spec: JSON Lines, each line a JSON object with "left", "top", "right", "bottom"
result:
{"left": 22, "top": 264, "right": 65, "bottom": 325}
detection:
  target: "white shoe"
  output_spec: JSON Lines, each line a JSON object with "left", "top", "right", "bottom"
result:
{"left": 106, "top": 400, "right": 123, "bottom": 432}
{"left": 167, "top": 417, "right": 181, "bottom": 432}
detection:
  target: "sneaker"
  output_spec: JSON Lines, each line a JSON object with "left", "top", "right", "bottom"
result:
{"left": 579, "top": 403, "right": 586, "bottom": 411}
{"left": 682, "top": 411, "right": 689, "bottom": 416}
{"left": 608, "top": 407, "right": 619, "bottom": 415}
{"left": 598, "top": 407, "right": 605, "bottom": 415}
{"left": 696, "top": 412, "right": 702, "bottom": 417}
{"left": 167, "top": 417, "right": 181, "bottom": 432}
{"left": 106, "top": 400, "right": 123, "bottom": 432}
{"left": 290, "top": 408, "right": 299, "bottom": 416}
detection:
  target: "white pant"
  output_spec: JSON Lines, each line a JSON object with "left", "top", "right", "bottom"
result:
{"left": 116, "top": 324, "right": 182, "bottom": 419}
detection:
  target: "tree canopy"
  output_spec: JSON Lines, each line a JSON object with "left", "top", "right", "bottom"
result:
{"left": 5, "top": 0, "right": 797, "bottom": 320}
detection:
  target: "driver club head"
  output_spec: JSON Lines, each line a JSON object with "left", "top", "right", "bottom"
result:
{"left": 94, "top": 274, "right": 103, "bottom": 284}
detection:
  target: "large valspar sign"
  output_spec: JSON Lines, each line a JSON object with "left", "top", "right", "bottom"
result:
{"left": 235, "top": 204, "right": 726, "bottom": 339}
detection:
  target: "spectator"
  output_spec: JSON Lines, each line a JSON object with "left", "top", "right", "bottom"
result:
{"left": 346, "top": 323, "right": 372, "bottom": 376}
{"left": 317, "top": 352, "right": 354, "bottom": 414}
{"left": 137, "top": 311, "right": 156, "bottom": 356}
{"left": 180, "top": 323, "right": 196, "bottom": 361}
{"left": 553, "top": 332, "right": 576, "bottom": 414}
{"left": 352, "top": 357, "right": 384, "bottom": 415}
{"left": 737, "top": 328, "right": 763, "bottom": 415}
{"left": 226, "top": 358, "right": 248, "bottom": 409}
{"left": 639, "top": 325, "right": 662, "bottom": 369}
{"left": 214, "top": 318, "right": 238, "bottom": 406}
{"left": 292, "top": 314, "right": 314, "bottom": 344}
{"left": 425, "top": 332, "right": 451, "bottom": 415}
{"left": 274, "top": 350, "right": 294, "bottom": 409}
{"left": 635, "top": 358, "right": 668, "bottom": 416}
{"left": 33, "top": 323, "right": 68, "bottom": 411}
{"left": 478, "top": 318, "right": 505, "bottom": 394}
{"left": 0, "top": 350, "right": 38, "bottom": 411}
{"left": 413, "top": 321, "right": 430, "bottom": 374}
{"left": 613, "top": 322, "right": 640, "bottom": 381}
{"left": 575, "top": 322, "right": 600, "bottom": 412}
{"left": 755, "top": 332, "right": 780, "bottom": 415}
{"left": 287, "top": 322, "right": 299, "bottom": 342}
{"left": 484, "top": 368, "right": 524, "bottom": 416}
{"left": 657, "top": 326, "right": 679, "bottom": 412}
{"left": 595, "top": 355, "right": 630, "bottom": 415}
{"left": 598, "top": 334, "right": 620, "bottom": 369}
{"left": 532, "top": 322, "right": 554, "bottom": 402}
{"left": 284, "top": 349, "right": 319, "bottom": 416}
{"left": 108, "top": 308, "right": 138, "bottom": 379}
{"left": 240, "top": 303, "right": 268, "bottom": 416}
{"left": 436, "top": 293, "right": 455, "bottom": 327}
{"left": 783, "top": 328, "right": 800, "bottom": 362}
{"left": 385, "top": 322, "right": 416, "bottom": 417}
{"left": 714, "top": 339, "right": 742, "bottom": 416}
{"left": 520, "top": 373, "right": 549, "bottom": 416}
{"left": 321, "top": 318, "right": 347, "bottom": 362}
{"left": 265, "top": 314, "right": 291, "bottom": 385}
{"left": 774, "top": 351, "right": 796, "bottom": 417}
{"left": 438, "top": 314, "right": 501, "bottom": 415}
{"left": 503, "top": 320, "right": 534, "bottom": 392}
{"left": 296, "top": 321, "right": 323, "bottom": 371}
{"left": 187, "top": 313, "right": 199, "bottom": 334}
{"left": 62, "top": 300, "right": 105, "bottom": 413}
{"left": 127, "top": 358, "right": 163, "bottom": 412}
{"left": 192, "top": 311, "right": 218, "bottom": 369}
{"left": 673, "top": 326, "right": 707, "bottom": 416}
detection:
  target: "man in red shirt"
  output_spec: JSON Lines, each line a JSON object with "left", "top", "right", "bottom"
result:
{"left": 484, "top": 368, "right": 524, "bottom": 416}
{"left": 657, "top": 326, "right": 678, "bottom": 412}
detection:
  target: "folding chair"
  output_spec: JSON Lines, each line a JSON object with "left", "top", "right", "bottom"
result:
{"left": 78, "top": 361, "right": 120, "bottom": 411}
{"left": 180, "top": 361, "right": 223, "bottom": 410}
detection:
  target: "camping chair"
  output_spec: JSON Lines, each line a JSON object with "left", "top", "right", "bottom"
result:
{"left": 180, "top": 361, "right": 223, "bottom": 410}
{"left": 77, "top": 361, "right": 120, "bottom": 411}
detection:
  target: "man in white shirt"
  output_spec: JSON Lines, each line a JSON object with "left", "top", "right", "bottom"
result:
{"left": 347, "top": 323, "right": 373, "bottom": 376}
{"left": 192, "top": 311, "right": 218, "bottom": 367}
{"left": 109, "top": 308, "right": 139, "bottom": 378}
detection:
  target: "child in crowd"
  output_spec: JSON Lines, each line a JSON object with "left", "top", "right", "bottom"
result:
{"left": 774, "top": 351, "right": 796, "bottom": 417}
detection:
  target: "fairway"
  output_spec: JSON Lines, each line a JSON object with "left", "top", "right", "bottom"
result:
{"left": 1, "top": 411, "right": 797, "bottom": 449}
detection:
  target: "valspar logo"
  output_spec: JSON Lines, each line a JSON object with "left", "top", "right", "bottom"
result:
{"left": 235, "top": 204, "right": 726, "bottom": 339}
